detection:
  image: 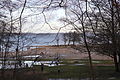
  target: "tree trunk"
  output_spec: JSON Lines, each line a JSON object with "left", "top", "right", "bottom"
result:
{"left": 113, "top": 54, "right": 119, "bottom": 72}
{"left": 82, "top": 24, "right": 95, "bottom": 80}
{"left": 84, "top": 0, "right": 95, "bottom": 80}
{"left": 111, "top": 0, "right": 119, "bottom": 72}
{"left": 118, "top": 54, "right": 120, "bottom": 64}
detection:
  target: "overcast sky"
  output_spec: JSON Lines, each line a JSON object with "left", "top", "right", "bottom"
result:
{"left": 10, "top": 0, "right": 74, "bottom": 33}
{"left": 22, "top": 8, "right": 72, "bottom": 33}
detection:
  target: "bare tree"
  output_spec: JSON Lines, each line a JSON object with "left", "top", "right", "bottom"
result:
{"left": 62, "top": 31, "right": 81, "bottom": 46}
{"left": 59, "top": 0, "right": 95, "bottom": 79}
{"left": 87, "top": 0, "right": 120, "bottom": 72}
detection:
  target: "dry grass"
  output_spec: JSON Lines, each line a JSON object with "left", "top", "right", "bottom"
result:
{"left": 19, "top": 45, "right": 113, "bottom": 60}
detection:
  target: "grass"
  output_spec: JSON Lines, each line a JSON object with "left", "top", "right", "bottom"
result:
{"left": 45, "top": 65, "right": 90, "bottom": 78}
{"left": 0, "top": 59, "right": 120, "bottom": 80}
{"left": 43, "top": 65, "right": 120, "bottom": 80}
{"left": 43, "top": 59, "right": 120, "bottom": 80}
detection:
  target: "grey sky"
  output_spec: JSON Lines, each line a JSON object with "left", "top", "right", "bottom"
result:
{"left": 9, "top": 0, "right": 73, "bottom": 33}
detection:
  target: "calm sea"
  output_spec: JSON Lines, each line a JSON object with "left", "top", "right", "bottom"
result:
{"left": 8, "top": 33, "right": 65, "bottom": 51}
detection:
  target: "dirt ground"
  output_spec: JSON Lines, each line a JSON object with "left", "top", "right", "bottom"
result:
{"left": 21, "top": 45, "right": 113, "bottom": 60}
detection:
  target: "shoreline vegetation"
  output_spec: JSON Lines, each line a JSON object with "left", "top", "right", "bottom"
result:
{"left": 18, "top": 45, "right": 113, "bottom": 60}
{"left": 1, "top": 45, "right": 113, "bottom": 60}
